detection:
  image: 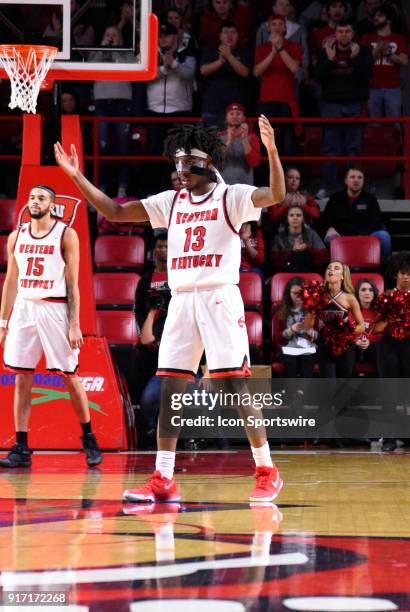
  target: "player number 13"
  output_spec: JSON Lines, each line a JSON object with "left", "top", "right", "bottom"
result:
{"left": 184, "top": 226, "right": 206, "bottom": 252}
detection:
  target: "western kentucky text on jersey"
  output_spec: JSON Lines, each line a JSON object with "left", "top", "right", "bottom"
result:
{"left": 176, "top": 208, "right": 218, "bottom": 224}
{"left": 14, "top": 221, "right": 67, "bottom": 299}
{"left": 142, "top": 183, "right": 260, "bottom": 290}
{"left": 20, "top": 279, "right": 55, "bottom": 289}
{"left": 171, "top": 254, "right": 223, "bottom": 269}
{"left": 19, "top": 244, "right": 55, "bottom": 254}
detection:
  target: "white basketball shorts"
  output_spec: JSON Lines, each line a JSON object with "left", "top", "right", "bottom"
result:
{"left": 3, "top": 296, "right": 79, "bottom": 376}
{"left": 157, "top": 285, "right": 251, "bottom": 379}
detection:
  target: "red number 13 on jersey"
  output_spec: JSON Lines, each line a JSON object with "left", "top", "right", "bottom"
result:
{"left": 184, "top": 226, "right": 206, "bottom": 252}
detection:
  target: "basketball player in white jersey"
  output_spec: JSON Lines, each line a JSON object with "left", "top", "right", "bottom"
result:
{"left": 0, "top": 186, "right": 102, "bottom": 468}
{"left": 54, "top": 115, "right": 285, "bottom": 502}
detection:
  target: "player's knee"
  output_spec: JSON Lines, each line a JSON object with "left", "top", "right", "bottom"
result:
{"left": 15, "top": 373, "right": 34, "bottom": 391}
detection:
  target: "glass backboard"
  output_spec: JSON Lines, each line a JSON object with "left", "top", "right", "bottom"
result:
{"left": 0, "top": 0, "right": 157, "bottom": 81}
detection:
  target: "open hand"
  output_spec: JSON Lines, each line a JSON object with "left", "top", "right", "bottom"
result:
{"left": 54, "top": 142, "right": 79, "bottom": 178}
{"left": 258, "top": 114, "right": 276, "bottom": 153}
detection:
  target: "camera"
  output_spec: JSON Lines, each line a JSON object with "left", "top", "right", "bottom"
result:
{"left": 148, "top": 285, "right": 171, "bottom": 311}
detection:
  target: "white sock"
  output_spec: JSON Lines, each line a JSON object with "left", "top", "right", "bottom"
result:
{"left": 252, "top": 532, "right": 272, "bottom": 562}
{"left": 251, "top": 442, "right": 273, "bottom": 468}
{"left": 155, "top": 523, "right": 175, "bottom": 562}
{"left": 155, "top": 451, "right": 175, "bottom": 480}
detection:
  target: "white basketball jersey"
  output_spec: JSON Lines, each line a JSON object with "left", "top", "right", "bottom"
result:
{"left": 167, "top": 183, "right": 244, "bottom": 291}
{"left": 14, "top": 221, "right": 67, "bottom": 299}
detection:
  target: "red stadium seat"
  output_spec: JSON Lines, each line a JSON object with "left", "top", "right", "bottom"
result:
{"left": 0, "top": 235, "right": 8, "bottom": 269}
{"left": 238, "top": 272, "right": 263, "bottom": 311}
{"left": 245, "top": 311, "right": 263, "bottom": 363}
{"left": 351, "top": 272, "right": 384, "bottom": 294}
{"left": 0, "top": 199, "right": 16, "bottom": 232}
{"left": 96, "top": 310, "right": 138, "bottom": 345}
{"left": 93, "top": 272, "right": 140, "bottom": 309}
{"left": 0, "top": 272, "right": 5, "bottom": 304}
{"left": 94, "top": 235, "right": 145, "bottom": 271}
{"left": 270, "top": 272, "right": 323, "bottom": 308}
{"left": 330, "top": 236, "right": 381, "bottom": 270}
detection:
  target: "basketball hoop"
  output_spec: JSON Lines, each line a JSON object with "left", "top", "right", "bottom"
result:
{"left": 0, "top": 44, "right": 58, "bottom": 114}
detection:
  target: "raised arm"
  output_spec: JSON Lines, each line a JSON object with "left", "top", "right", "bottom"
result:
{"left": 54, "top": 142, "right": 149, "bottom": 223}
{"left": 251, "top": 115, "right": 286, "bottom": 208}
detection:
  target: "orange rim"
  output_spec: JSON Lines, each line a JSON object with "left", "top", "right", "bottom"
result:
{"left": 0, "top": 44, "right": 58, "bottom": 58}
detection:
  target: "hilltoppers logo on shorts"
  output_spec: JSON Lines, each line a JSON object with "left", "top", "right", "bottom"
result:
{"left": 18, "top": 194, "right": 81, "bottom": 227}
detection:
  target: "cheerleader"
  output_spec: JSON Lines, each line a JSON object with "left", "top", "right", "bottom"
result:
{"left": 306, "top": 261, "right": 365, "bottom": 378}
{"left": 374, "top": 253, "right": 410, "bottom": 451}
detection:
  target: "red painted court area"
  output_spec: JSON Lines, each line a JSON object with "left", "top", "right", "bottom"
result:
{"left": 0, "top": 450, "right": 409, "bottom": 611}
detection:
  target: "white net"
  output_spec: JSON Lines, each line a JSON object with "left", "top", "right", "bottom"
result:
{"left": 0, "top": 45, "right": 57, "bottom": 114}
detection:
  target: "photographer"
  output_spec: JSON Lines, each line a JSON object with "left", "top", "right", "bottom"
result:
{"left": 147, "top": 23, "right": 196, "bottom": 153}
{"left": 134, "top": 233, "right": 170, "bottom": 448}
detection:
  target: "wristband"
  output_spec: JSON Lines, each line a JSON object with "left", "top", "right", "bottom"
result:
{"left": 277, "top": 47, "right": 284, "bottom": 53}
{"left": 0, "top": 319, "right": 8, "bottom": 329}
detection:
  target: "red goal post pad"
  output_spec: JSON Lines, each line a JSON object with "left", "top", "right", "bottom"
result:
{"left": 16, "top": 164, "right": 96, "bottom": 336}
{"left": 0, "top": 336, "right": 127, "bottom": 450}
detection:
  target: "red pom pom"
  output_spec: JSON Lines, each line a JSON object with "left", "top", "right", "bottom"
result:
{"left": 302, "top": 281, "right": 329, "bottom": 314}
{"left": 322, "top": 317, "right": 356, "bottom": 355}
{"left": 375, "top": 289, "right": 410, "bottom": 340}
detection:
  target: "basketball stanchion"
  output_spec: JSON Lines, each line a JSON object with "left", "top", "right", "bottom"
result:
{"left": 0, "top": 44, "right": 57, "bottom": 113}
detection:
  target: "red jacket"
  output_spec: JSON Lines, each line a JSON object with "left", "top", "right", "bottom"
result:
{"left": 198, "top": 5, "right": 253, "bottom": 49}
{"left": 268, "top": 193, "right": 320, "bottom": 225}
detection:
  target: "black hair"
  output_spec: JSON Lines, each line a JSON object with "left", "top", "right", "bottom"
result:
{"left": 336, "top": 16, "right": 356, "bottom": 29}
{"left": 355, "top": 278, "right": 379, "bottom": 307}
{"left": 392, "top": 251, "right": 410, "bottom": 275}
{"left": 220, "top": 20, "right": 238, "bottom": 32}
{"left": 344, "top": 164, "right": 365, "bottom": 178}
{"left": 163, "top": 123, "right": 226, "bottom": 167}
{"left": 327, "top": 0, "right": 348, "bottom": 10}
{"left": 32, "top": 185, "right": 56, "bottom": 200}
{"left": 375, "top": 4, "right": 395, "bottom": 23}
{"left": 153, "top": 232, "right": 168, "bottom": 247}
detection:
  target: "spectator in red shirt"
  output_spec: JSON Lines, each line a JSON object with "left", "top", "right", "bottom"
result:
{"left": 254, "top": 14, "right": 302, "bottom": 154}
{"left": 309, "top": 0, "right": 348, "bottom": 66}
{"left": 255, "top": 0, "right": 309, "bottom": 82}
{"left": 240, "top": 222, "right": 265, "bottom": 272}
{"left": 198, "top": 0, "right": 254, "bottom": 49}
{"left": 361, "top": 4, "right": 408, "bottom": 118}
{"left": 268, "top": 166, "right": 321, "bottom": 227}
{"left": 219, "top": 102, "right": 261, "bottom": 185}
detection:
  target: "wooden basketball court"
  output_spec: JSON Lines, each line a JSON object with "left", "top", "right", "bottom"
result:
{"left": 0, "top": 449, "right": 409, "bottom": 611}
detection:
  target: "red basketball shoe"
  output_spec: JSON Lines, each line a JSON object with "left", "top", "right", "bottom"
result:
{"left": 123, "top": 471, "right": 182, "bottom": 503}
{"left": 249, "top": 466, "right": 283, "bottom": 502}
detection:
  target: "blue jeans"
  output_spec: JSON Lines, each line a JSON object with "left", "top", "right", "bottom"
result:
{"left": 325, "top": 229, "right": 391, "bottom": 261}
{"left": 140, "top": 375, "right": 161, "bottom": 432}
{"left": 95, "top": 99, "right": 132, "bottom": 190}
{"left": 320, "top": 101, "right": 363, "bottom": 193}
{"left": 368, "top": 88, "right": 402, "bottom": 117}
